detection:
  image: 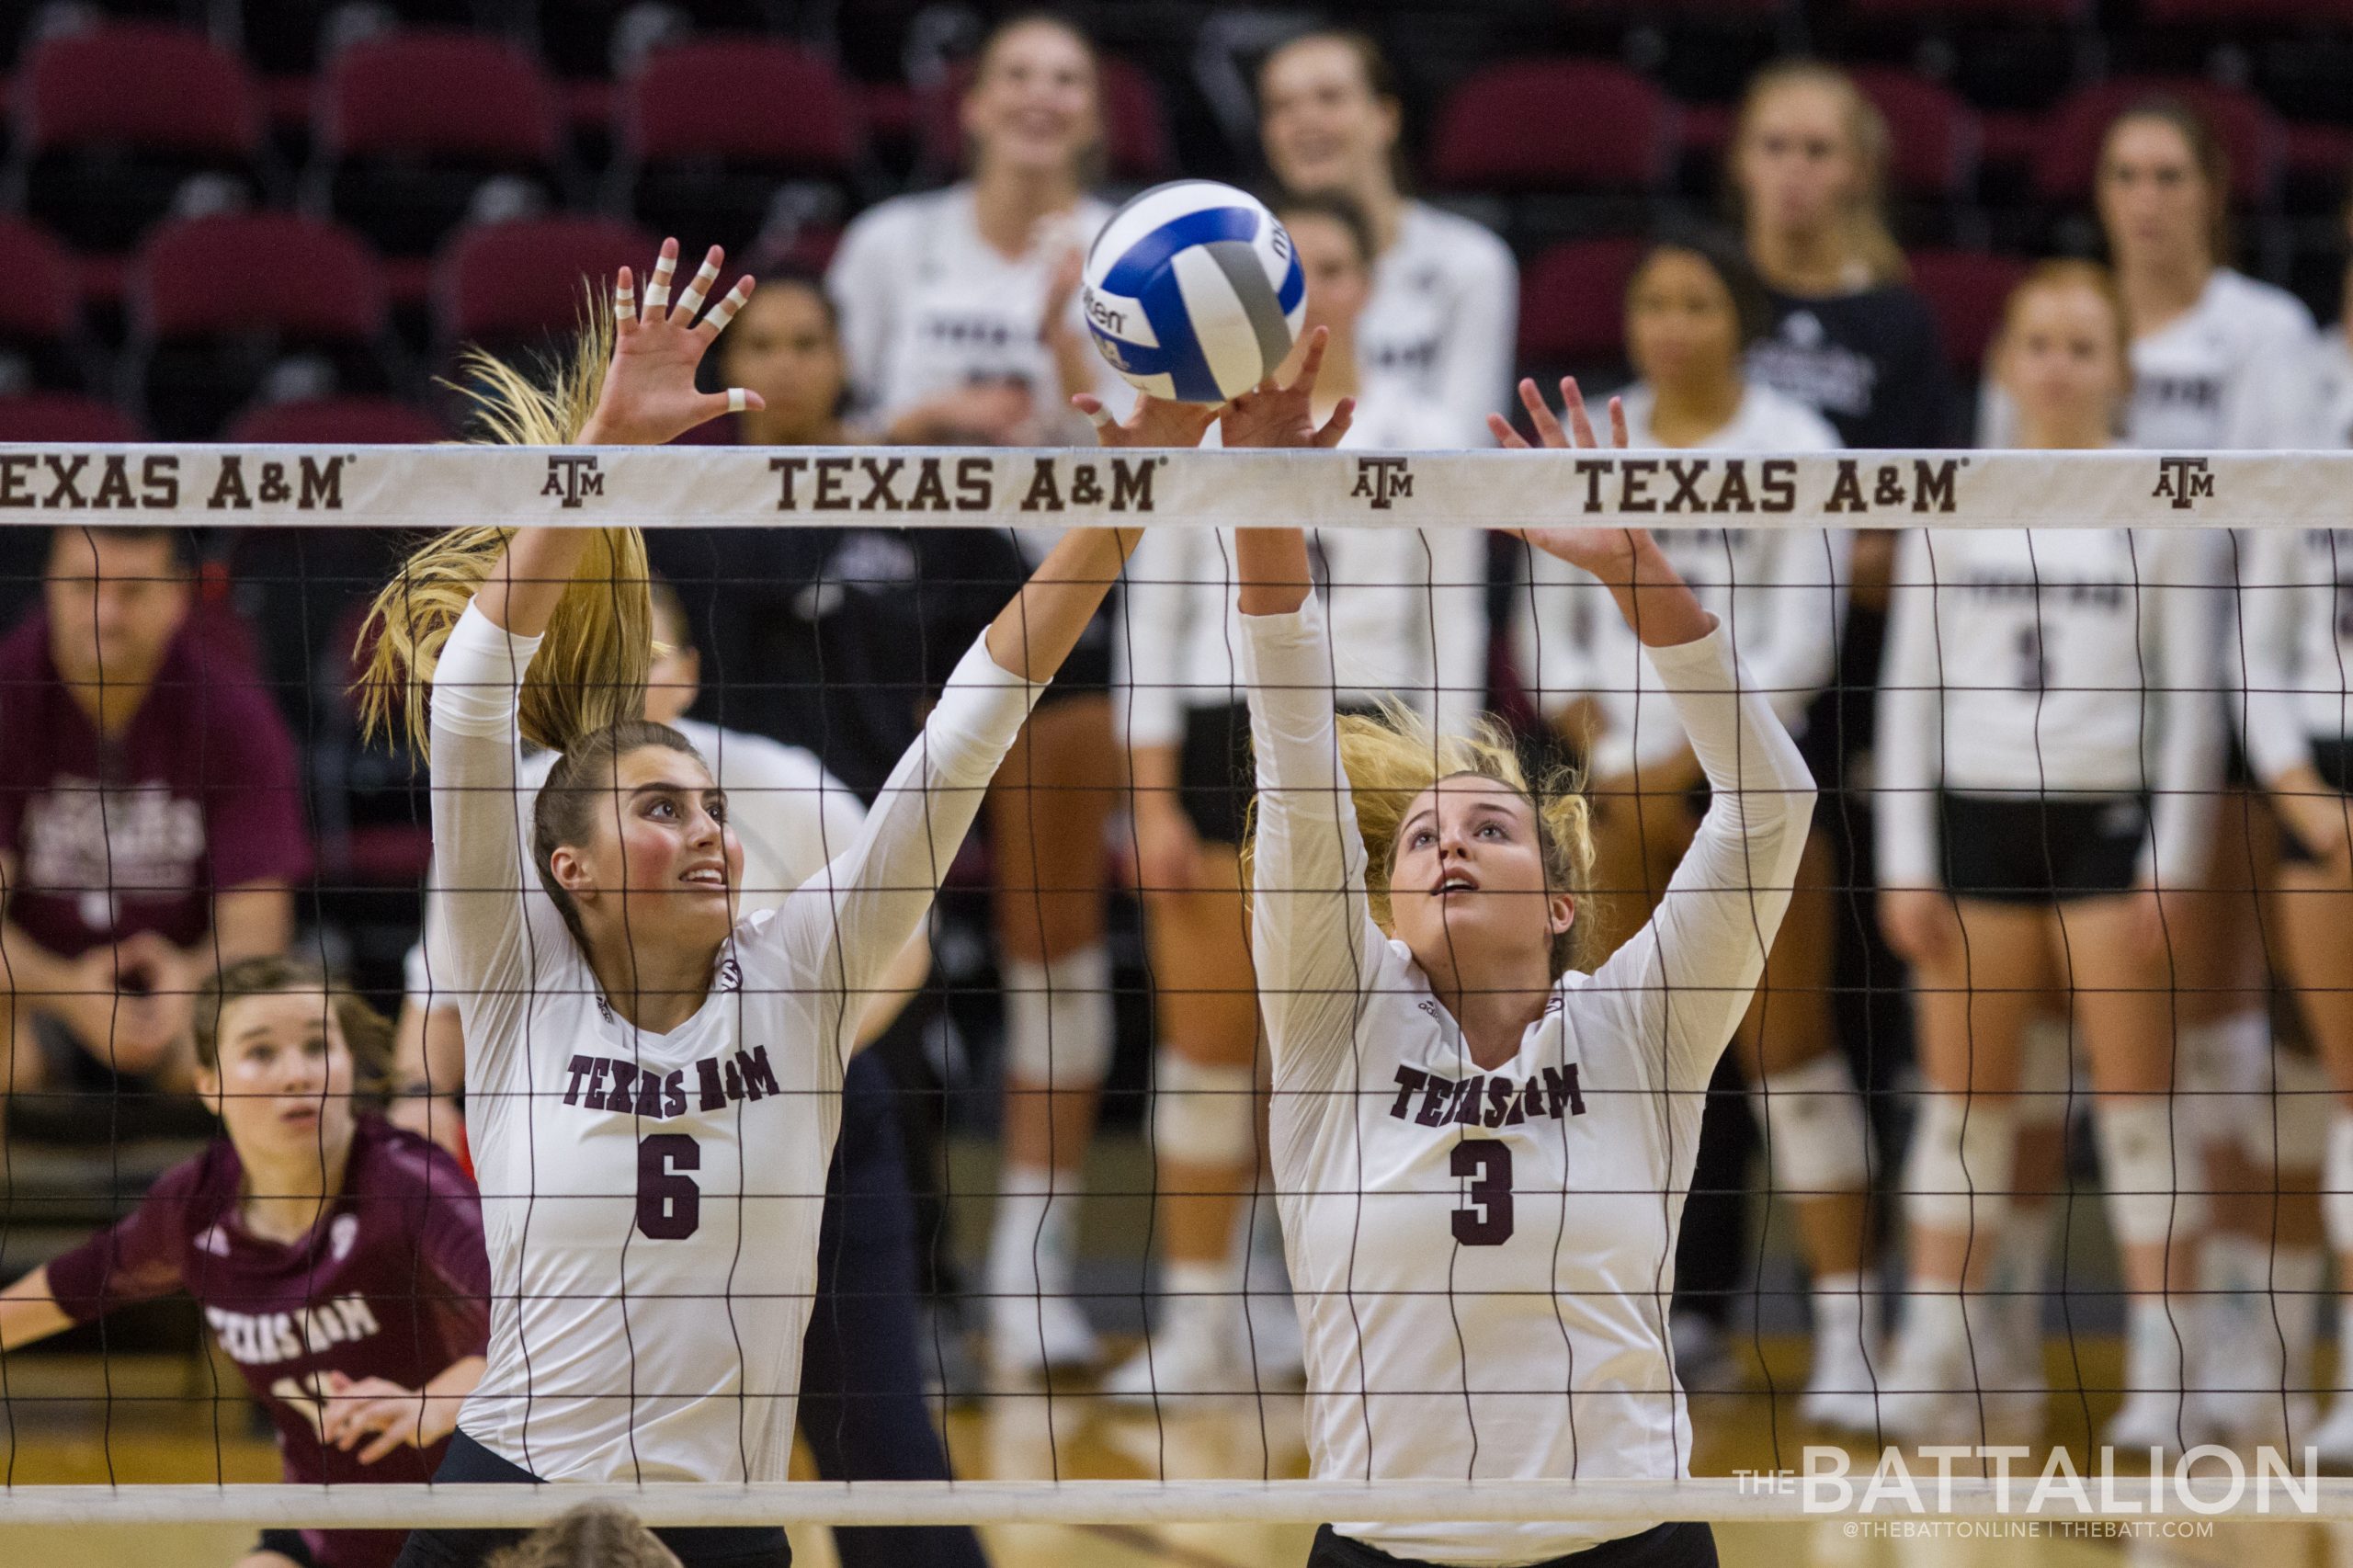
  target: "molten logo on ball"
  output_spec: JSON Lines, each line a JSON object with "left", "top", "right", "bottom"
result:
{"left": 1082, "top": 180, "right": 1306, "bottom": 404}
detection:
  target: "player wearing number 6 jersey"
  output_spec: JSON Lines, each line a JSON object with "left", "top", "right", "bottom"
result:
{"left": 1228, "top": 369, "right": 1813, "bottom": 1568}
{"left": 361, "top": 238, "right": 1139, "bottom": 1568}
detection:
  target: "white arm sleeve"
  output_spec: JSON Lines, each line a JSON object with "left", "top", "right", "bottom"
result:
{"left": 426, "top": 603, "right": 549, "bottom": 1070}
{"left": 1586, "top": 629, "right": 1818, "bottom": 1094}
{"left": 2144, "top": 532, "right": 2225, "bottom": 891}
{"left": 2240, "top": 528, "right": 2320, "bottom": 788}
{"left": 1875, "top": 530, "right": 1943, "bottom": 890}
{"left": 1244, "top": 596, "right": 1398, "bottom": 1094}
{"left": 779, "top": 633, "right": 1039, "bottom": 1040}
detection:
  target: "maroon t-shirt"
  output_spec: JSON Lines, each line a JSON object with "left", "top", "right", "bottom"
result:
{"left": 0, "top": 612, "right": 313, "bottom": 960}
{"left": 45, "top": 1116, "right": 492, "bottom": 1568}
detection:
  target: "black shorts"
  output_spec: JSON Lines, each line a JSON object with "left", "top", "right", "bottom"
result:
{"left": 1176, "top": 700, "right": 1383, "bottom": 847}
{"left": 255, "top": 1530, "right": 319, "bottom": 1567}
{"left": 391, "top": 1431, "right": 790, "bottom": 1568}
{"left": 1938, "top": 790, "right": 2147, "bottom": 903}
{"left": 1307, "top": 1521, "right": 1718, "bottom": 1568}
{"left": 2277, "top": 737, "right": 2353, "bottom": 866}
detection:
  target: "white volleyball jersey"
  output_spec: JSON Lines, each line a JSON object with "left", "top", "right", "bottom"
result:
{"left": 826, "top": 185, "right": 1124, "bottom": 436}
{"left": 1976, "top": 268, "right": 2322, "bottom": 449}
{"left": 2239, "top": 528, "right": 2353, "bottom": 784}
{"left": 1875, "top": 528, "right": 2224, "bottom": 890}
{"left": 1245, "top": 600, "right": 1814, "bottom": 1566}
{"left": 431, "top": 603, "right": 1034, "bottom": 1484}
{"left": 1358, "top": 201, "right": 1519, "bottom": 448}
{"left": 2314, "top": 330, "right": 2353, "bottom": 449}
{"left": 1511, "top": 382, "right": 1848, "bottom": 778}
{"left": 1118, "top": 392, "right": 1486, "bottom": 749}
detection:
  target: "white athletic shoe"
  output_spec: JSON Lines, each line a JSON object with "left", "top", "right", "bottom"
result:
{"left": 1101, "top": 1299, "right": 1249, "bottom": 1405}
{"left": 1798, "top": 1321, "right": 1885, "bottom": 1436}
{"left": 987, "top": 1290, "right": 1100, "bottom": 1384}
{"left": 1871, "top": 1312, "right": 1976, "bottom": 1447}
{"left": 2306, "top": 1395, "right": 2353, "bottom": 1470}
{"left": 1979, "top": 1327, "right": 2049, "bottom": 1443}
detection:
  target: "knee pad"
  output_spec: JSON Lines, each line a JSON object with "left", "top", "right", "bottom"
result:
{"left": 2248, "top": 1047, "right": 2333, "bottom": 1172}
{"left": 1002, "top": 946, "right": 1115, "bottom": 1089}
{"left": 1152, "top": 1053, "right": 1258, "bottom": 1167}
{"left": 1752, "top": 1054, "right": 1872, "bottom": 1196}
{"left": 2093, "top": 1097, "right": 2206, "bottom": 1245}
{"left": 1903, "top": 1094, "right": 2018, "bottom": 1234}
{"left": 2017, "top": 1016, "right": 2075, "bottom": 1131}
{"left": 2324, "top": 1114, "right": 2353, "bottom": 1252}
{"left": 2177, "top": 1014, "right": 2269, "bottom": 1153}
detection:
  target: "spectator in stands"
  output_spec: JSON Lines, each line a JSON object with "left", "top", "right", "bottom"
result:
{"left": 1511, "top": 233, "right": 1870, "bottom": 1426}
{"left": 2319, "top": 187, "right": 2353, "bottom": 445}
{"left": 827, "top": 13, "right": 1130, "bottom": 1384}
{"left": 1106, "top": 192, "right": 1486, "bottom": 1400}
{"left": 1258, "top": 28, "right": 1518, "bottom": 446}
{"left": 0, "top": 526, "right": 308, "bottom": 1158}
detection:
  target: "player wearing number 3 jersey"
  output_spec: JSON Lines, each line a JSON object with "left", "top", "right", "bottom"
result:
{"left": 363, "top": 239, "right": 1138, "bottom": 1568}
{"left": 1219, "top": 369, "right": 1813, "bottom": 1567}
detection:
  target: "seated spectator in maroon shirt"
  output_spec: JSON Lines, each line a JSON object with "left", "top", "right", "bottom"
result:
{"left": 0, "top": 527, "right": 312, "bottom": 1142}
{"left": 0, "top": 953, "right": 491, "bottom": 1568}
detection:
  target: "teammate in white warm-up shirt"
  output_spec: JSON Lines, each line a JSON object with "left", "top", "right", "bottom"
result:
{"left": 1223, "top": 364, "right": 1809, "bottom": 1568}
{"left": 1876, "top": 259, "right": 2224, "bottom": 1456}
{"left": 372, "top": 238, "right": 1139, "bottom": 1568}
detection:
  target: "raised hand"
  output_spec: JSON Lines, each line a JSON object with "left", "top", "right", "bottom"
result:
{"left": 1492, "top": 376, "right": 1643, "bottom": 580}
{"left": 579, "top": 238, "right": 765, "bottom": 447}
{"left": 1073, "top": 391, "right": 1218, "bottom": 449}
{"left": 1219, "top": 326, "right": 1354, "bottom": 450}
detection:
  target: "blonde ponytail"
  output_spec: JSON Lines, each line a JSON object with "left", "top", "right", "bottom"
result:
{"left": 354, "top": 298, "right": 653, "bottom": 759}
{"left": 1244, "top": 703, "right": 1597, "bottom": 978}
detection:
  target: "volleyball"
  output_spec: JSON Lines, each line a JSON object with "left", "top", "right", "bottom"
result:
{"left": 1080, "top": 179, "right": 1306, "bottom": 403}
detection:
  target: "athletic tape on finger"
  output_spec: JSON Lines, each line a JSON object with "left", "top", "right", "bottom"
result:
{"left": 676, "top": 256, "right": 721, "bottom": 317}
{"left": 704, "top": 278, "right": 752, "bottom": 333}
{"left": 644, "top": 251, "right": 676, "bottom": 310}
{"left": 1086, "top": 406, "right": 1115, "bottom": 429}
{"left": 616, "top": 277, "right": 637, "bottom": 316}
{"left": 726, "top": 389, "right": 746, "bottom": 414}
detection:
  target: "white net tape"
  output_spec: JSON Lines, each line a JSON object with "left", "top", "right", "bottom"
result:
{"left": 0, "top": 443, "right": 2309, "bottom": 528}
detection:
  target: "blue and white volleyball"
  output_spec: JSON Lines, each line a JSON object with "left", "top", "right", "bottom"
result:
{"left": 1081, "top": 181, "right": 1306, "bottom": 404}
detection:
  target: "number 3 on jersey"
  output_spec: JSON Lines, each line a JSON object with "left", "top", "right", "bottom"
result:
{"left": 1451, "top": 1139, "right": 1514, "bottom": 1245}
{"left": 637, "top": 1133, "right": 701, "bottom": 1239}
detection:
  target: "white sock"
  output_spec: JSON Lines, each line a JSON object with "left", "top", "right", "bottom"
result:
{"left": 2128, "top": 1298, "right": 2188, "bottom": 1398}
{"left": 1812, "top": 1271, "right": 1872, "bottom": 1352}
{"left": 1991, "top": 1201, "right": 2057, "bottom": 1346}
{"left": 1898, "top": 1288, "right": 1969, "bottom": 1385}
{"left": 987, "top": 1163, "right": 1081, "bottom": 1301}
{"left": 1161, "top": 1256, "right": 1245, "bottom": 1335}
{"left": 2276, "top": 1246, "right": 2326, "bottom": 1400}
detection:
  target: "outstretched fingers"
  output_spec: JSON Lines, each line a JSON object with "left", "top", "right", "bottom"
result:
{"left": 614, "top": 266, "right": 639, "bottom": 332}
{"left": 1312, "top": 396, "right": 1355, "bottom": 449}
{"left": 1558, "top": 377, "right": 1597, "bottom": 448}
{"left": 671, "top": 245, "right": 723, "bottom": 322}
{"left": 699, "top": 275, "right": 754, "bottom": 338}
{"left": 1286, "top": 324, "right": 1330, "bottom": 393}
{"left": 1485, "top": 411, "right": 1531, "bottom": 449}
{"left": 1608, "top": 394, "right": 1630, "bottom": 449}
{"left": 1520, "top": 378, "right": 1568, "bottom": 448}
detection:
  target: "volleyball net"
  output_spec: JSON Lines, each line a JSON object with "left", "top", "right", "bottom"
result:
{"left": 2, "top": 441, "right": 2349, "bottom": 1537}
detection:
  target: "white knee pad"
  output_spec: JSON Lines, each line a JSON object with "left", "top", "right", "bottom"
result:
{"left": 1903, "top": 1094, "right": 2018, "bottom": 1233}
{"left": 2177, "top": 1014, "right": 2269, "bottom": 1154}
{"left": 2248, "top": 1047, "right": 2333, "bottom": 1172}
{"left": 1752, "top": 1054, "right": 1872, "bottom": 1196}
{"left": 1003, "top": 946, "right": 1115, "bottom": 1089}
{"left": 2017, "top": 1016, "right": 2076, "bottom": 1131}
{"left": 1152, "top": 1053, "right": 1258, "bottom": 1167}
{"left": 2093, "top": 1097, "right": 2206, "bottom": 1246}
{"left": 2324, "top": 1114, "right": 2353, "bottom": 1253}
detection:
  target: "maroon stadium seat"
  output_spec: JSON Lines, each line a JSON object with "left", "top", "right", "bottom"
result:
{"left": 2138, "top": 0, "right": 2353, "bottom": 21}
{"left": 319, "top": 30, "right": 563, "bottom": 259}
{"left": 131, "top": 213, "right": 392, "bottom": 440}
{"left": 913, "top": 55, "right": 1173, "bottom": 184}
{"left": 1429, "top": 60, "right": 1676, "bottom": 192}
{"left": 0, "top": 217, "right": 90, "bottom": 393}
{"left": 1846, "top": 0, "right": 2090, "bottom": 17}
{"left": 2031, "top": 78, "right": 2283, "bottom": 206}
{"left": 620, "top": 40, "right": 862, "bottom": 255}
{"left": 1850, "top": 68, "right": 1982, "bottom": 199}
{"left": 1906, "top": 248, "right": 2032, "bottom": 370}
{"left": 14, "top": 24, "right": 263, "bottom": 253}
{"left": 1518, "top": 238, "right": 1648, "bottom": 365}
{"left": 0, "top": 393, "right": 142, "bottom": 442}
{"left": 436, "top": 215, "right": 656, "bottom": 347}
{"left": 227, "top": 396, "right": 445, "bottom": 445}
